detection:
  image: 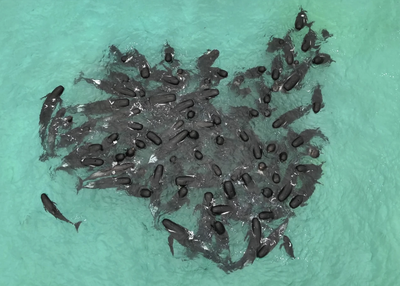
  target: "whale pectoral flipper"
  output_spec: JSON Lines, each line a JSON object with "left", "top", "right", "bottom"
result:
{"left": 168, "top": 235, "right": 175, "bottom": 256}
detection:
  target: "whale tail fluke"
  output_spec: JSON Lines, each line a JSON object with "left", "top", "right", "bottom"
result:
{"left": 74, "top": 221, "right": 82, "bottom": 232}
{"left": 74, "top": 71, "right": 84, "bottom": 84}
{"left": 306, "top": 21, "right": 315, "bottom": 28}
{"left": 76, "top": 177, "right": 83, "bottom": 194}
{"left": 39, "top": 153, "right": 48, "bottom": 162}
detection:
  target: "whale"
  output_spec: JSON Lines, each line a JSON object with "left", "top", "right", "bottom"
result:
{"left": 41, "top": 193, "right": 82, "bottom": 232}
{"left": 220, "top": 218, "right": 261, "bottom": 272}
{"left": 257, "top": 219, "right": 288, "bottom": 258}
{"left": 116, "top": 47, "right": 151, "bottom": 79}
{"left": 280, "top": 235, "right": 295, "bottom": 258}
{"left": 75, "top": 72, "right": 144, "bottom": 98}
{"left": 40, "top": 107, "right": 68, "bottom": 161}
{"left": 312, "top": 50, "right": 334, "bottom": 65}
{"left": 149, "top": 164, "right": 165, "bottom": 208}
{"left": 39, "top": 85, "right": 64, "bottom": 148}
{"left": 76, "top": 163, "right": 135, "bottom": 192}
{"left": 301, "top": 27, "right": 319, "bottom": 52}
{"left": 162, "top": 218, "right": 224, "bottom": 264}
{"left": 164, "top": 43, "right": 175, "bottom": 63}
{"left": 281, "top": 61, "right": 310, "bottom": 91}
{"left": 211, "top": 221, "right": 231, "bottom": 258}
{"left": 270, "top": 55, "right": 283, "bottom": 80}
{"left": 57, "top": 119, "right": 97, "bottom": 148}
{"left": 155, "top": 187, "right": 190, "bottom": 221}
{"left": 311, "top": 84, "right": 324, "bottom": 113}
{"left": 197, "top": 49, "right": 220, "bottom": 71}
{"left": 78, "top": 176, "right": 132, "bottom": 191}
{"left": 194, "top": 192, "right": 216, "bottom": 244}
{"left": 272, "top": 105, "right": 312, "bottom": 129}
{"left": 294, "top": 8, "right": 313, "bottom": 31}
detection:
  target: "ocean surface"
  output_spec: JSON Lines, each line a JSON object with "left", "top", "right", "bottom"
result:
{"left": 0, "top": 0, "right": 399, "bottom": 285}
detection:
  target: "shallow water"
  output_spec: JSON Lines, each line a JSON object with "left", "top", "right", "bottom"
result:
{"left": 1, "top": 0, "right": 399, "bottom": 285}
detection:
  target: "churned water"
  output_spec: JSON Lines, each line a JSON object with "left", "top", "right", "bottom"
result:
{"left": 0, "top": 0, "right": 399, "bottom": 285}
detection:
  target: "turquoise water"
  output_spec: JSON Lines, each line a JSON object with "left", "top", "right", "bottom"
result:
{"left": 1, "top": 0, "right": 399, "bottom": 285}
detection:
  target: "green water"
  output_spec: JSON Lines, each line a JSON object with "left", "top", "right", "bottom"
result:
{"left": 1, "top": 0, "right": 399, "bottom": 285}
